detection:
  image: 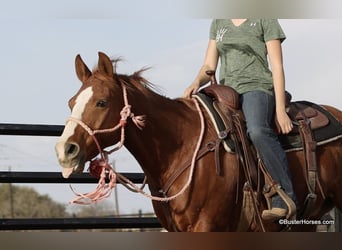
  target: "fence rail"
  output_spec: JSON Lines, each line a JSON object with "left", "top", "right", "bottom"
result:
{"left": 0, "top": 123, "right": 161, "bottom": 231}
{"left": 0, "top": 123, "right": 64, "bottom": 136}
{"left": 0, "top": 217, "right": 161, "bottom": 231}
{"left": 0, "top": 171, "right": 145, "bottom": 184}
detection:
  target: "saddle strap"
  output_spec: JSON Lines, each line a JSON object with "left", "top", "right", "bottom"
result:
{"left": 232, "top": 111, "right": 259, "bottom": 188}
{"left": 297, "top": 118, "right": 319, "bottom": 218}
{"left": 295, "top": 102, "right": 327, "bottom": 217}
{"left": 299, "top": 119, "right": 317, "bottom": 191}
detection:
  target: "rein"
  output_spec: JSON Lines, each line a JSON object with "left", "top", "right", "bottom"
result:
{"left": 67, "top": 82, "right": 206, "bottom": 204}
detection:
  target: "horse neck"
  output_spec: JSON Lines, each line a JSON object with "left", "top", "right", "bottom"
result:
{"left": 123, "top": 87, "right": 200, "bottom": 188}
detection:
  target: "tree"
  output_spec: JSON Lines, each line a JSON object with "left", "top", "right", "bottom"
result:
{"left": 69, "top": 201, "right": 115, "bottom": 217}
{"left": 0, "top": 184, "right": 68, "bottom": 218}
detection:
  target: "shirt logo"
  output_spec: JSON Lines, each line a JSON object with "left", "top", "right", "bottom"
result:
{"left": 216, "top": 28, "right": 228, "bottom": 42}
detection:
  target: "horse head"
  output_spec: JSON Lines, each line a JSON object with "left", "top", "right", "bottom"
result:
{"left": 55, "top": 52, "right": 125, "bottom": 178}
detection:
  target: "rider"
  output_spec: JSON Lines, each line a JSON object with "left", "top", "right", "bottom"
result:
{"left": 183, "top": 19, "right": 297, "bottom": 221}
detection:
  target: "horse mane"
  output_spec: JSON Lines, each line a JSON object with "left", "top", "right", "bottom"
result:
{"left": 92, "top": 57, "right": 164, "bottom": 96}
{"left": 119, "top": 68, "right": 158, "bottom": 93}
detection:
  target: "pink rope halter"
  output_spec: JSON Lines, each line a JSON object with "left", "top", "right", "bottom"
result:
{"left": 67, "top": 82, "right": 205, "bottom": 204}
{"left": 67, "top": 83, "right": 146, "bottom": 204}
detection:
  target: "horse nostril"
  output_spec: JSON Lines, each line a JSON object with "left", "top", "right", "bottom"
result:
{"left": 65, "top": 143, "right": 79, "bottom": 157}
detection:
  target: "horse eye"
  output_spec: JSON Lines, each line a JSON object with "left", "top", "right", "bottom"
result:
{"left": 96, "top": 100, "right": 107, "bottom": 108}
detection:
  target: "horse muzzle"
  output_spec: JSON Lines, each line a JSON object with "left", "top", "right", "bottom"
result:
{"left": 55, "top": 141, "right": 85, "bottom": 178}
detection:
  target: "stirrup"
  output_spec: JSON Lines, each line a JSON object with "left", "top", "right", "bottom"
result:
{"left": 263, "top": 184, "right": 296, "bottom": 220}
{"left": 262, "top": 207, "right": 287, "bottom": 221}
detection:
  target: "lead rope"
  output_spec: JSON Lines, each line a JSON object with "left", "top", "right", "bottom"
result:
{"left": 68, "top": 84, "right": 205, "bottom": 204}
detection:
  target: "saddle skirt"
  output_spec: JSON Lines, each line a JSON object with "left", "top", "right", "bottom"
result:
{"left": 195, "top": 85, "right": 342, "bottom": 153}
{"left": 280, "top": 101, "right": 342, "bottom": 151}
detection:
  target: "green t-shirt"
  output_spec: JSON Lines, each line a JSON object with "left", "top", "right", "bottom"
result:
{"left": 210, "top": 19, "right": 286, "bottom": 95}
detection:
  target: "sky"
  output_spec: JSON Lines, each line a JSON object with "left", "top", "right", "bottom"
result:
{"left": 0, "top": 3, "right": 342, "bottom": 215}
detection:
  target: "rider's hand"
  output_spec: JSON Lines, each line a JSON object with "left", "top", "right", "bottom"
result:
{"left": 183, "top": 82, "right": 201, "bottom": 99}
{"left": 275, "top": 110, "right": 293, "bottom": 134}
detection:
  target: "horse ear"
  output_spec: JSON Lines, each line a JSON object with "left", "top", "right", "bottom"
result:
{"left": 75, "top": 54, "right": 91, "bottom": 84}
{"left": 97, "top": 52, "right": 114, "bottom": 78}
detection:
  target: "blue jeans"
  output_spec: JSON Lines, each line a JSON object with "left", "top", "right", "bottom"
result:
{"left": 241, "top": 91, "right": 296, "bottom": 209}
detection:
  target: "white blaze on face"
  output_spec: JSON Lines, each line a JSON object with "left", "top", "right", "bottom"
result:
{"left": 56, "top": 86, "right": 94, "bottom": 178}
{"left": 59, "top": 87, "right": 94, "bottom": 143}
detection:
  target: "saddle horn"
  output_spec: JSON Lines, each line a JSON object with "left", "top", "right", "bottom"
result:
{"left": 206, "top": 70, "right": 218, "bottom": 85}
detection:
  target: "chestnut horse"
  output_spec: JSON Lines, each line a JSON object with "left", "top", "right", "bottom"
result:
{"left": 55, "top": 52, "right": 342, "bottom": 231}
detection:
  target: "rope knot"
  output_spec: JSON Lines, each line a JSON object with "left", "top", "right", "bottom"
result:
{"left": 120, "top": 104, "right": 146, "bottom": 129}
{"left": 120, "top": 105, "right": 132, "bottom": 121}
{"left": 120, "top": 119, "right": 127, "bottom": 127}
{"left": 88, "top": 158, "right": 111, "bottom": 178}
